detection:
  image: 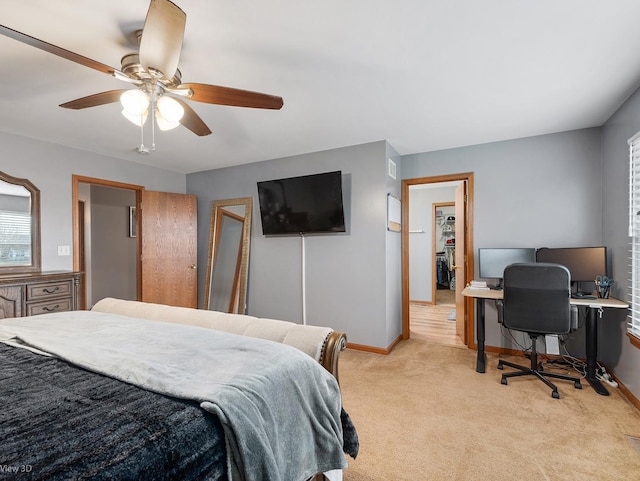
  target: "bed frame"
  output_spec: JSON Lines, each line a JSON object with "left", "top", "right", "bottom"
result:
{"left": 319, "top": 330, "right": 347, "bottom": 383}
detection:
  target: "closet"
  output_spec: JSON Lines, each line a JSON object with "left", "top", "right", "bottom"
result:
{"left": 434, "top": 205, "right": 455, "bottom": 292}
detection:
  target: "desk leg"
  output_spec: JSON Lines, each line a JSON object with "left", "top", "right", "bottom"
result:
{"left": 476, "top": 298, "right": 486, "bottom": 373}
{"left": 585, "top": 306, "right": 609, "bottom": 396}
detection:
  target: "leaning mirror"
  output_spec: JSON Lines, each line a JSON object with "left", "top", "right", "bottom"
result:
{"left": 0, "top": 170, "right": 41, "bottom": 274}
{"left": 204, "top": 197, "right": 252, "bottom": 314}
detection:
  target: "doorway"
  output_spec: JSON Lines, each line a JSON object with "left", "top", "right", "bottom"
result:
{"left": 72, "top": 176, "right": 199, "bottom": 309}
{"left": 72, "top": 175, "right": 143, "bottom": 309}
{"left": 401, "top": 172, "right": 475, "bottom": 349}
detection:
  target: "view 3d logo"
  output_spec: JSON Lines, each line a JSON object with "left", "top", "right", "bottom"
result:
{"left": 0, "top": 465, "right": 33, "bottom": 473}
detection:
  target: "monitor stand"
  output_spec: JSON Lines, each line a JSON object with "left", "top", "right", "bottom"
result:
{"left": 572, "top": 281, "right": 597, "bottom": 300}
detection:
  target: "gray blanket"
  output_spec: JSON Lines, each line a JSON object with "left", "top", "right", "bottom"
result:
{"left": 0, "top": 311, "right": 347, "bottom": 481}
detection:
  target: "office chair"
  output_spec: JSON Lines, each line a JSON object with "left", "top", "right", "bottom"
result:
{"left": 496, "top": 262, "right": 582, "bottom": 399}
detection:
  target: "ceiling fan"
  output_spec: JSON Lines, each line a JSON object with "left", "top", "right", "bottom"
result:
{"left": 0, "top": 0, "right": 284, "bottom": 151}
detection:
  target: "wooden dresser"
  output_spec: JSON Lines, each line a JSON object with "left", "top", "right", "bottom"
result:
{"left": 0, "top": 271, "right": 82, "bottom": 319}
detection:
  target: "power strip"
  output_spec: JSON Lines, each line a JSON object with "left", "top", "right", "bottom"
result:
{"left": 596, "top": 371, "right": 618, "bottom": 388}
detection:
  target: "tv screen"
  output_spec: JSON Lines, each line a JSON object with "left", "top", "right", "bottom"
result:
{"left": 257, "top": 171, "right": 346, "bottom": 235}
{"left": 478, "top": 248, "right": 537, "bottom": 287}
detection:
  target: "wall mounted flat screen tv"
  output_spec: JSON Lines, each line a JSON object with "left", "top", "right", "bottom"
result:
{"left": 257, "top": 171, "right": 346, "bottom": 235}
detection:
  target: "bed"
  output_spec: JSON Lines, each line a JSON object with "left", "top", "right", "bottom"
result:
{"left": 0, "top": 300, "right": 358, "bottom": 481}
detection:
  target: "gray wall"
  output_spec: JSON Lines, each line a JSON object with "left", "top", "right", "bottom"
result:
{"left": 90, "top": 185, "right": 137, "bottom": 304}
{"left": 188, "top": 141, "right": 402, "bottom": 349}
{"left": 0, "top": 132, "right": 186, "bottom": 272}
{"left": 385, "top": 144, "right": 402, "bottom": 347}
{"left": 601, "top": 85, "right": 640, "bottom": 400}
{"left": 402, "top": 128, "right": 603, "bottom": 350}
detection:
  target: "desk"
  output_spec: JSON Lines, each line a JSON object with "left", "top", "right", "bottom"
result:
{"left": 462, "top": 287, "right": 628, "bottom": 396}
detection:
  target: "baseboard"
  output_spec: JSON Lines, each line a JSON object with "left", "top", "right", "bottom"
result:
{"left": 611, "top": 373, "right": 640, "bottom": 410}
{"left": 485, "top": 344, "right": 521, "bottom": 357}
{"left": 346, "top": 334, "right": 402, "bottom": 355}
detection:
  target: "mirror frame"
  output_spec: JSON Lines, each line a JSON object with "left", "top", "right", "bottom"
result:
{"left": 0, "top": 170, "right": 41, "bottom": 274}
{"left": 204, "top": 197, "right": 252, "bottom": 314}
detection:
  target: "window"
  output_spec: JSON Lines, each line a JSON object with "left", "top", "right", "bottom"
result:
{"left": 628, "top": 133, "right": 640, "bottom": 343}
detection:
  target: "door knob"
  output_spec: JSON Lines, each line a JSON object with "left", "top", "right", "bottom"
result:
{"left": 189, "top": 264, "right": 197, "bottom": 269}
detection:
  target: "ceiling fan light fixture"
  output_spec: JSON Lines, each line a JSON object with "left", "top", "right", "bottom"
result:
{"left": 121, "top": 108, "right": 148, "bottom": 126}
{"left": 120, "top": 89, "right": 150, "bottom": 116}
{"left": 157, "top": 95, "right": 184, "bottom": 123}
{"left": 155, "top": 110, "right": 180, "bottom": 131}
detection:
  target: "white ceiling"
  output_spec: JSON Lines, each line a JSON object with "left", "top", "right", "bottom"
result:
{"left": 2, "top": 1, "right": 640, "bottom": 174}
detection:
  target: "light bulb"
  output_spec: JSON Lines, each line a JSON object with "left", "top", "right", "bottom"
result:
{"left": 157, "top": 95, "right": 184, "bottom": 123}
{"left": 121, "top": 109, "right": 148, "bottom": 126}
{"left": 155, "top": 109, "right": 181, "bottom": 130}
{"left": 120, "top": 90, "right": 150, "bottom": 116}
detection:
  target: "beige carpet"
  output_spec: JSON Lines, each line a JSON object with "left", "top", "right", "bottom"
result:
{"left": 339, "top": 339, "right": 640, "bottom": 481}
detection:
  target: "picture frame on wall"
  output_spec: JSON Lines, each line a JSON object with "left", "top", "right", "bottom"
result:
{"left": 128, "top": 206, "right": 137, "bottom": 238}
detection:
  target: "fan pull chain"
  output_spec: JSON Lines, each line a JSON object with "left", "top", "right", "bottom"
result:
{"left": 139, "top": 115, "right": 146, "bottom": 153}
{"left": 150, "top": 93, "right": 156, "bottom": 152}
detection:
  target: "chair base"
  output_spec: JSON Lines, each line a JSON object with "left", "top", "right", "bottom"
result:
{"left": 497, "top": 357, "right": 582, "bottom": 399}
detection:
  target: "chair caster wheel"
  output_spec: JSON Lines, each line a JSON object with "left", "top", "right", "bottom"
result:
{"left": 575, "top": 381, "right": 582, "bottom": 389}
{"left": 552, "top": 391, "right": 560, "bottom": 399}
{"left": 501, "top": 377, "right": 507, "bottom": 385}
{"left": 497, "top": 363, "right": 504, "bottom": 370}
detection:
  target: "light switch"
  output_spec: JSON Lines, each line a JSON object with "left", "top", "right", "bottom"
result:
{"left": 57, "top": 245, "right": 70, "bottom": 256}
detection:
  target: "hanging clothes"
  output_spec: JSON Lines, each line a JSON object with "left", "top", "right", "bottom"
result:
{"left": 436, "top": 253, "right": 449, "bottom": 288}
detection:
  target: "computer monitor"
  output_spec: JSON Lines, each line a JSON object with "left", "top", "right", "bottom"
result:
{"left": 535, "top": 246, "right": 607, "bottom": 297}
{"left": 478, "top": 248, "right": 537, "bottom": 288}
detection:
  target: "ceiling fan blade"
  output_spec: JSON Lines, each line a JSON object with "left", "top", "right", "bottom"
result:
{"left": 59, "top": 90, "right": 128, "bottom": 110}
{"left": 139, "top": 0, "right": 186, "bottom": 79}
{"left": 172, "top": 98, "right": 212, "bottom": 136}
{"left": 0, "top": 24, "right": 118, "bottom": 76}
{"left": 180, "top": 83, "right": 284, "bottom": 110}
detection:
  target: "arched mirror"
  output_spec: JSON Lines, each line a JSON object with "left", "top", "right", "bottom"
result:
{"left": 0, "top": 171, "right": 41, "bottom": 274}
{"left": 204, "top": 197, "right": 252, "bottom": 314}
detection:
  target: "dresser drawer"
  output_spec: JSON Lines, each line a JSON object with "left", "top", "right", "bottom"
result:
{"left": 27, "top": 280, "right": 73, "bottom": 301}
{"left": 0, "top": 272, "right": 81, "bottom": 318}
{"left": 27, "top": 298, "right": 72, "bottom": 316}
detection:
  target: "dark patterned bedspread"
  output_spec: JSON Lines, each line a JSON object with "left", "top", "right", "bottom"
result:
{"left": 0, "top": 343, "right": 227, "bottom": 481}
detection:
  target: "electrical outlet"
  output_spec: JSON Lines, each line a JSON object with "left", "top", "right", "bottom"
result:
{"left": 57, "top": 245, "right": 70, "bottom": 256}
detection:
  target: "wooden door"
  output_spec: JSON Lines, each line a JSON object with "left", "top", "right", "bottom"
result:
{"left": 454, "top": 183, "right": 466, "bottom": 343}
{"left": 141, "top": 191, "right": 197, "bottom": 308}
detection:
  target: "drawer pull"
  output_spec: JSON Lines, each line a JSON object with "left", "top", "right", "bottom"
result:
{"left": 42, "top": 287, "right": 61, "bottom": 294}
{"left": 42, "top": 304, "right": 60, "bottom": 312}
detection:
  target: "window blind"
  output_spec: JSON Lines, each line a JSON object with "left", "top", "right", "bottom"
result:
{"left": 628, "top": 133, "right": 640, "bottom": 338}
{"left": 0, "top": 209, "right": 31, "bottom": 263}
